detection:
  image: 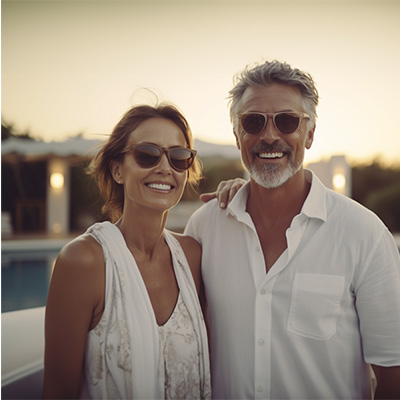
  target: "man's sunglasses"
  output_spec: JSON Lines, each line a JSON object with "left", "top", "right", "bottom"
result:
{"left": 238, "top": 112, "right": 310, "bottom": 135}
{"left": 128, "top": 144, "right": 197, "bottom": 172}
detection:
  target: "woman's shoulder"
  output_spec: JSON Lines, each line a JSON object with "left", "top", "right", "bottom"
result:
{"left": 45, "top": 233, "right": 106, "bottom": 352}
{"left": 56, "top": 234, "right": 104, "bottom": 273}
{"left": 170, "top": 232, "right": 203, "bottom": 295}
{"left": 171, "top": 232, "right": 201, "bottom": 280}
{"left": 170, "top": 232, "right": 201, "bottom": 256}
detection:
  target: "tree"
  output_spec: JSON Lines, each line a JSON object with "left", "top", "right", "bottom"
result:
{"left": 1, "top": 121, "right": 34, "bottom": 141}
{"left": 352, "top": 160, "right": 400, "bottom": 232}
{"left": 365, "top": 182, "right": 400, "bottom": 232}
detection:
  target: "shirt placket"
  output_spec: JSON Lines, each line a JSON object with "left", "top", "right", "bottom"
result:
{"left": 252, "top": 233, "right": 276, "bottom": 399}
{"left": 252, "top": 214, "right": 309, "bottom": 399}
{"left": 254, "top": 279, "right": 274, "bottom": 398}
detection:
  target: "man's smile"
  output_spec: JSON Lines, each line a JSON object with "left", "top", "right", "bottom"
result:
{"left": 257, "top": 151, "right": 285, "bottom": 159}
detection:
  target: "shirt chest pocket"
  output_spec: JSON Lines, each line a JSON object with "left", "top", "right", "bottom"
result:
{"left": 287, "top": 273, "right": 345, "bottom": 340}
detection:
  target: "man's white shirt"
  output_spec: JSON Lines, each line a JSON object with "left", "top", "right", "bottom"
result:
{"left": 185, "top": 170, "right": 400, "bottom": 399}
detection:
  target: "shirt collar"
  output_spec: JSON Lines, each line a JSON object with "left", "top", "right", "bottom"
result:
{"left": 301, "top": 169, "right": 327, "bottom": 222}
{"left": 226, "top": 181, "right": 251, "bottom": 222}
{"left": 227, "top": 169, "right": 327, "bottom": 223}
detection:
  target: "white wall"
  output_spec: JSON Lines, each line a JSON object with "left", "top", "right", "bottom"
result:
{"left": 307, "top": 155, "right": 352, "bottom": 197}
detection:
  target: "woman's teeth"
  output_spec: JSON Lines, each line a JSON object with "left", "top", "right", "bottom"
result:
{"left": 146, "top": 183, "right": 172, "bottom": 190}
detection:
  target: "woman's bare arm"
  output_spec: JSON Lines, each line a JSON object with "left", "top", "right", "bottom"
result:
{"left": 42, "top": 236, "right": 105, "bottom": 399}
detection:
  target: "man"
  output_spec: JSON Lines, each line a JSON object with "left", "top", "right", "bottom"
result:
{"left": 185, "top": 60, "right": 400, "bottom": 399}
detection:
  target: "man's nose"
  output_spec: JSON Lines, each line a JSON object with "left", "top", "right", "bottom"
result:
{"left": 259, "top": 117, "right": 280, "bottom": 143}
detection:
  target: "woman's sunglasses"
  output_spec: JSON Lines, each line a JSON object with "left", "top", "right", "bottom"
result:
{"left": 128, "top": 144, "right": 197, "bottom": 172}
{"left": 239, "top": 112, "right": 310, "bottom": 135}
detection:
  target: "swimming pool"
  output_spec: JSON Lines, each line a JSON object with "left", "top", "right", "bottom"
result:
{"left": 1, "top": 238, "right": 70, "bottom": 313}
{"left": 1, "top": 239, "right": 71, "bottom": 398}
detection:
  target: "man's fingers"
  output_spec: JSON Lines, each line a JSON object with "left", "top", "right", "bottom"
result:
{"left": 200, "top": 179, "right": 246, "bottom": 208}
{"left": 200, "top": 192, "right": 218, "bottom": 203}
{"left": 227, "top": 179, "right": 246, "bottom": 204}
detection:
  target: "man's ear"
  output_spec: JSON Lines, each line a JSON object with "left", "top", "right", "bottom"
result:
{"left": 110, "top": 160, "right": 123, "bottom": 184}
{"left": 305, "top": 124, "right": 316, "bottom": 150}
{"left": 234, "top": 130, "right": 241, "bottom": 150}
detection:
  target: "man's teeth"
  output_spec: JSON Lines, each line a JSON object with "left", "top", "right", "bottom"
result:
{"left": 259, "top": 152, "right": 284, "bottom": 159}
{"left": 146, "top": 183, "right": 172, "bottom": 190}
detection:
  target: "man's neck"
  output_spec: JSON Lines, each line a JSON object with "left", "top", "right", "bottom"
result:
{"left": 246, "top": 168, "right": 311, "bottom": 225}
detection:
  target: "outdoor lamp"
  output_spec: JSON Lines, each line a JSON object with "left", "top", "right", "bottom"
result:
{"left": 50, "top": 172, "right": 64, "bottom": 189}
{"left": 332, "top": 172, "right": 346, "bottom": 192}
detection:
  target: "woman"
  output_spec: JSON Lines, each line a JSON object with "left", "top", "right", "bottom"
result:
{"left": 43, "top": 103, "right": 211, "bottom": 399}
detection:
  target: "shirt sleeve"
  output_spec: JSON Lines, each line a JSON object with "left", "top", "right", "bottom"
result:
{"left": 355, "top": 228, "right": 400, "bottom": 366}
{"left": 184, "top": 206, "right": 206, "bottom": 245}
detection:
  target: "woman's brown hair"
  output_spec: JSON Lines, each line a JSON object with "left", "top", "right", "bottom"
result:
{"left": 87, "top": 103, "right": 201, "bottom": 222}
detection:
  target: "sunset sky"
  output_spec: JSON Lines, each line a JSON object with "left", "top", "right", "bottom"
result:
{"left": 2, "top": 0, "right": 400, "bottom": 164}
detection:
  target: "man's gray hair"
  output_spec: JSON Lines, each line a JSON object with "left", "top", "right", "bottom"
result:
{"left": 228, "top": 60, "right": 319, "bottom": 127}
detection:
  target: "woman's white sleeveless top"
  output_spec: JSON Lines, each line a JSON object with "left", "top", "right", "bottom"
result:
{"left": 79, "top": 221, "right": 211, "bottom": 399}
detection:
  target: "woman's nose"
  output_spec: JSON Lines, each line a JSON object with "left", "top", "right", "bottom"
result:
{"left": 155, "top": 153, "right": 172, "bottom": 172}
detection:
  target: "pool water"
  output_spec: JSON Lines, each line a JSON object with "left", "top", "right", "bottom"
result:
{"left": 2, "top": 256, "right": 54, "bottom": 312}
{"left": 1, "top": 239, "right": 68, "bottom": 313}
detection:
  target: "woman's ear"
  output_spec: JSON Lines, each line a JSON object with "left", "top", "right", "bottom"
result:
{"left": 110, "top": 161, "right": 123, "bottom": 184}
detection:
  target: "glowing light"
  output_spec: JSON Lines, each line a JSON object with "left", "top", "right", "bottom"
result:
{"left": 52, "top": 222, "right": 62, "bottom": 234}
{"left": 333, "top": 173, "right": 346, "bottom": 191}
{"left": 50, "top": 172, "right": 64, "bottom": 189}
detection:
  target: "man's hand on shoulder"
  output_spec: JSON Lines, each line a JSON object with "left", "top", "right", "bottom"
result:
{"left": 200, "top": 178, "right": 246, "bottom": 209}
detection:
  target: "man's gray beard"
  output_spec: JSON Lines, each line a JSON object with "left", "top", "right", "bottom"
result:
{"left": 248, "top": 160, "right": 302, "bottom": 189}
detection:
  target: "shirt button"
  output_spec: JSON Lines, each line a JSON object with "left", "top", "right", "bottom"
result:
{"left": 260, "top": 288, "right": 266, "bottom": 295}
{"left": 257, "top": 385, "right": 264, "bottom": 393}
{"left": 256, "top": 246, "right": 261, "bottom": 252}
{"left": 257, "top": 338, "right": 264, "bottom": 346}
